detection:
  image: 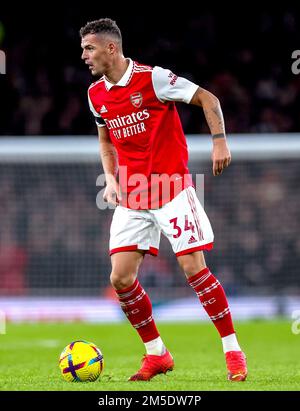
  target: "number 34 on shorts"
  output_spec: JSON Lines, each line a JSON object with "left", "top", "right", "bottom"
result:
{"left": 109, "top": 187, "right": 214, "bottom": 257}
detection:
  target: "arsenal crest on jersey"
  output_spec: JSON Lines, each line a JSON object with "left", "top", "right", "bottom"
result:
{"left": 130, "top": 92, "right": 143, "bottom": 108}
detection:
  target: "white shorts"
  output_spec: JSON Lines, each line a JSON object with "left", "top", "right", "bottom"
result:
{"left": 109, "top": 186, "right": 214, "bottom": 257}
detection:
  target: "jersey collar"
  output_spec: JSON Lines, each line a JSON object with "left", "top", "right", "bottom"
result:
{"left": 104, "top": 58, "right": 133, "bottom": 90}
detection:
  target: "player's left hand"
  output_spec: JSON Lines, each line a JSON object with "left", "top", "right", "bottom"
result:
{"left": 211, "top": 138, "right": 231, "bottom": 176}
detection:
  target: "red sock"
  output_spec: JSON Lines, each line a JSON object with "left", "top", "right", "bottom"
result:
{"left": 116, "top": 279, "right": 160, "bottom": 343}
{"left": 188, "top": 267, "right": 235, "bottom": 337}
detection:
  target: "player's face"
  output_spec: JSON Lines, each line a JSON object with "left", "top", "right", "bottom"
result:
{"left": 81, "top": 34, "right": 112, "bottom": 76}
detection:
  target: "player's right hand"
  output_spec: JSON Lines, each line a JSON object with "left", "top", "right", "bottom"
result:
{"left": 103, "top": 179, "right": 122, "bottom": 206}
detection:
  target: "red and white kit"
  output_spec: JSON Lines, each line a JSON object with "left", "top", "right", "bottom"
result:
{"left": 88, "top": 59, "right": 214, "bottom": 256}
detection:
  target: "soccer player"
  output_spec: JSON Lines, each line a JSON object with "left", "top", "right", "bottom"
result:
{"left": 80, "top": 18, "right": 247, "bottom": 382}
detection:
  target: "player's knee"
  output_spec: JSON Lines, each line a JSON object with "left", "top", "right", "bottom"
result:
{"left": 180, "top": 262, "right": 200, "bottom": 276}
{"left": 110, "top": 270, "right": 135, "bottom": 290}
{"left": 177, "top": 254, "right": 206, "bottom": 277}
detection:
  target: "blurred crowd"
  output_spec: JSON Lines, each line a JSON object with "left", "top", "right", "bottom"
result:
{"left": 0, "top": 9, "right": 299, "bottom": 299}
{"left": 0, "top": 160, "right": 299, "bottom": 299}
{"left": 0, "top": 10, "right": 300, "bottom": 135}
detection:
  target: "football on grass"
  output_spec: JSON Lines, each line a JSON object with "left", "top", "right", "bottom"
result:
{"left": 59, "top": 340, "right": 104, "bottom": 382}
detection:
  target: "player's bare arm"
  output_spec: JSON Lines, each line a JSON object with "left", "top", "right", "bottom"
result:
{"left": 98, "top": 126, "right": 121, "bottom": 205}
{"left": 190, "top": 87, "right": 231, "bottom": 176}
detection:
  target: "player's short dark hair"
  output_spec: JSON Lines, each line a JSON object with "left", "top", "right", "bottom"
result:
{"left": 79, "top": 18, "right": 122, "bottom": 44}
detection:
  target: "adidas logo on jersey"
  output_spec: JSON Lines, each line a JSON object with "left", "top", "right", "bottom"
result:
{"left": 100, "top": 105, "right": 108, "bottom": 113}
{"left": 188, "top": 235, "right": 197, "bottom": 244}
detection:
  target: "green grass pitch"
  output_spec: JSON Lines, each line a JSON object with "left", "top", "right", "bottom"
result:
{"left": 0, "top": 320, "right": 299, "bottom": 391}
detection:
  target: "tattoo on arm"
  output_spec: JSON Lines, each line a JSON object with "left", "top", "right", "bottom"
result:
{"left": 203, "top": 103, "right": 226, "bottom": 136}
{"left": 100, "top": 148, "right": 118, "bottom": 177}
{"left": 212, "top": 105, "right": 225, "bottom": 132}
{"left": 101, "top": 149, "right": 116, "bottom": 159}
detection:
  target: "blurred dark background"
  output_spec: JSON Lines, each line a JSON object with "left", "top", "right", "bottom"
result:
{"left": 0, "top": 7, "right": 299, "bottom": 300}
{"left": 0, "top": 7, "right": 300, "bottom": 135}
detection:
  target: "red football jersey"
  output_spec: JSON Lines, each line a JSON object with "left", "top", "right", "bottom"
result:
{"left": 88, "top": 59, "right": 199, "bottom": 209}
